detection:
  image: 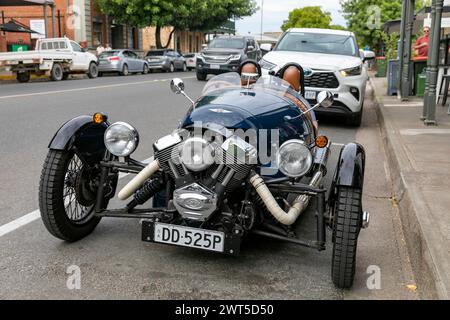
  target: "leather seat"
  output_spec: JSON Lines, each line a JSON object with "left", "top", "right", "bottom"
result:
{"left": 281, "top": 65, "right": 319, "bottom": 133}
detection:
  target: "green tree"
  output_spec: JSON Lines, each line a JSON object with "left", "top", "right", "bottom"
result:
{"left": 96, "top": 0, "right": 257, "bottom": 48}
{"left": 340, "top": 0, "right": 427, "bottom": 50}
{"left": 281, "top": 6, "right": 345, "bottom": 31}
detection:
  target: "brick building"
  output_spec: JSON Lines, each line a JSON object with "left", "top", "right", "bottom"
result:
{"left": 142, "top": 26, "right": 206, "bottom": 54}
{"left": 0, "top": 0, "right": 142, "bottom": 52}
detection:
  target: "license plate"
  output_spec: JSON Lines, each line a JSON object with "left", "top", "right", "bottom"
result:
{"left": 305, "top": 91, "right": 317, "bottom": 100}
{"left": 210, "top": 64, "right": 220, "bottom": 70}
{"left": 153, "top": 222, "right": 225, "bottom": 253}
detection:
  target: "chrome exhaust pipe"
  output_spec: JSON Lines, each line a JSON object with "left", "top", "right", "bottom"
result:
{"left": 249, "top": 169, "right": 325, "bottom": 226}
{"left": 249, "top": 143, "right": 330, "bottom": 226}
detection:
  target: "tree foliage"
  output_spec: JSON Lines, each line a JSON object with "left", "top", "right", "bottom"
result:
{"left": 96, "top": 0, "right": 257, "bottom": 48}
{"left": 281, "top": 6, "right": 345, "bottom": 31}
{"left": 340, "top": 0, "right": 427, "bottom": 50}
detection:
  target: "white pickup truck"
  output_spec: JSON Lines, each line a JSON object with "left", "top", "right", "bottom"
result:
{"left": 0, "top": 37, "right": 98, "bottom": 83}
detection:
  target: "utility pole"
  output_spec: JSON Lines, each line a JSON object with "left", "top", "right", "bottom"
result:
{"left": 424, "top": 0, "right": 443, "bottom": 125}
{"left": 260, "top": 0, "right": 263, "bottom": 41}
{"left": 423, "top": 0, "right": 437, "bottom": 120}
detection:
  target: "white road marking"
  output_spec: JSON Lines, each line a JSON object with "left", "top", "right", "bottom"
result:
{"left": 0, "top": 157, "right": 154, "bottom": 238}
{"left": 0, "top": 210, "right": 40, "bottom": 237}
{"left": 0, "top": 76, "right": 195, "bottom": 100}
{"left": 400, "top": 128, "right": 450, "bottom": 136}
{"left": 384, "top": 103, "right": 423, "bottom": 108}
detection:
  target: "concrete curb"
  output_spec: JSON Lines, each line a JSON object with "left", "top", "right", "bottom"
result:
{"left": 368, "top": 77, "right": 446, "bottom": 299}
{"left": 0, "top": 73, "right": 48, "bottom": 83}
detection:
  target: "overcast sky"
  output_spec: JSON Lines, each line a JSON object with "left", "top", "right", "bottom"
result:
{"left": 236, "top": 0, "right": 346, "bottom": 35}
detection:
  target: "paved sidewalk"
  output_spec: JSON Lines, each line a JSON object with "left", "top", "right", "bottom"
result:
{"left": 370, "top": 75, "right": 450, "bottom": 299}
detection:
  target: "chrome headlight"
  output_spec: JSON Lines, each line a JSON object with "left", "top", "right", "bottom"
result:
{"left": 277, "top": 140, "right": 313, "bottom": 178}
{"left": 104, "top": 122, "right": 139, "bottom": 157}
{"left": 260, "top": 59, "right": 277, "bottom": 70}
{"left": 229, "top": 54, "right": 241, "bottom": 61}
{"left": 180, "top": 137, "right": 215, "bottom": 171}
{"left": 340, "top": 65, "right": 362, "bottom": 77}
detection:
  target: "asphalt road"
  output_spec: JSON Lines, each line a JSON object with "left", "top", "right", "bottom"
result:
{"left": 0, "top": 73, "right": 418, "bottom": 299}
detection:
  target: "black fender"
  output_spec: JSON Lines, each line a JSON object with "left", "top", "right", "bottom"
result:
{"left": 49, "top": 115, "right": 108, "bottom": 165}
{"left": 333, "top": 142, "right": 365, "bottom": 189}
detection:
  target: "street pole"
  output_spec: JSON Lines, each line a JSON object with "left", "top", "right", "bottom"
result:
{"left": 43, "top": 3, "right": 48, "bottom": 38}
{"left": 260, "top": 0, "right": 263, "bottom": 41}
{"left": 398, "top": 0, "right": 408, "bottom": 99}
{"left": 423, "top": 0, "right": 437, "bottom": 119}
{"left": 425, "top": 0, "right": 443, "bottom": 125}
{"left": 51, "top": 4, "right": 55, "bottom": 38}
{"left": 401, "top": 0, "right": 414, "bottom": 99}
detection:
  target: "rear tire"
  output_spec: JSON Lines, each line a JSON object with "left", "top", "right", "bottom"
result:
{"left": 196, "top": 70, "right": 207, "bottom": 81}
{"left": 50, "top": 63, "right": 63, "bottom": 81}
{"left": 16, "top": 71, "right": 30, "bottom": 83}
{"left": 120, "top": 64, "right": 129, "bottom": 76}
{"left": 39, "top": 150, "right": 101, "bottom": 242}
{"left": 182, "top": 63, "right": 187, "bottom": 72}
{"left": 87, "top": 62, "right": 98, "bottom": 78}
{"left": 331, "top": 186, "right": 362, "bottom": 289}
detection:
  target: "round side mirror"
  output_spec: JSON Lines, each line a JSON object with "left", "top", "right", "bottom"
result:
{"left": 170, "top": 78, "right": 185, "bottom": 94}
{"left": 317, "top": 91, "right": 333, "bottom": 108}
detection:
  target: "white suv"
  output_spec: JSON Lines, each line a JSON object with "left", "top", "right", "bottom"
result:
{"left": 260, "top": 28, "right": 374, "bottom": 126}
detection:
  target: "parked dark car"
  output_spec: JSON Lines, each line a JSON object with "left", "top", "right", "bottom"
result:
{"left": 145, "top": 49, "right": 187, "bottom": 72}
{"left": 196, "top": 36, "right": 262, "bottom": 80}
{"left": 98, "top": 49, "right": 149, "bottom": 76}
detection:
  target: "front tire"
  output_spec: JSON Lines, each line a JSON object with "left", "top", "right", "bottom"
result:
{"left": 39, "top": 150, "right": 101, "bottom": 242}
{"left": 348, "top": 108, "right": 363, "bottom": 127}
{"left": 331, "top": 186, "right": 362, "bottom": 288}
{"left": 182, "top": 63, "right": 187, "bottom": 72}
{"left": 142, "top": 64, "right": 149, "bottom": 74}
{"left": 169, "top": 63, "right": 175, "bottom": 73}
{"left": 196, "top": 70, "right": 207, "bottom": 81}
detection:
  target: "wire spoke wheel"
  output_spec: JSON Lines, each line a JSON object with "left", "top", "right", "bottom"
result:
{"left": 62, "top": 154, "right": 94, "bottom": 223}
{"left": 39, "top": 150, "right": 102, "bottom": 241}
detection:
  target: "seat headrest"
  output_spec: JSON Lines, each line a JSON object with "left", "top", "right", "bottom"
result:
{"left": 282, "top": 66, "right": 301, "bottom": 92}
{"left": 276, "top": 63, "right": 305, "bottom": 96}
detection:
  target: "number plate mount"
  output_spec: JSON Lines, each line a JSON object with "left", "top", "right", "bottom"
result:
{"left": 141, "top": 220, "right": 243, "bottom": 256}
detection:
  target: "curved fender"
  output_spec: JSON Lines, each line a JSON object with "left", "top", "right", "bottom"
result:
{"left": 333, "top": 142, "right": 365, "bottom": 189}
{"left": 49, "top": 115, "right": 108, "bottom": 164}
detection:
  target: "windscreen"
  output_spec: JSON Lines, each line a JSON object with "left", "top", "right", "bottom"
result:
{"left": 99, "top": 51, "right": 120, "bottom": 58}
{"left": 275, "top": 32, "right": 358, "bottom": 57}
{"left": 208, "top": 38, "right": 245, "bottom": 49}
{"left": 201, "top": 73, "right": 242, "bottom": 96}
{"left": 146, "top": 51, "right": 165, "bottom": 56}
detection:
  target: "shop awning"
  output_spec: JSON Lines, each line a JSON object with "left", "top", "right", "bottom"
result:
{"left": 0, "top": 19, "right": 41, "bottom": 34}
{"left": 0, "top": 0, "right": 54, "bottom": 6}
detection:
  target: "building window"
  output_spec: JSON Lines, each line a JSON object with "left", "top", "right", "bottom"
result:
{"left": 93, "top": 22, "right": 103, "bottom": 46}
